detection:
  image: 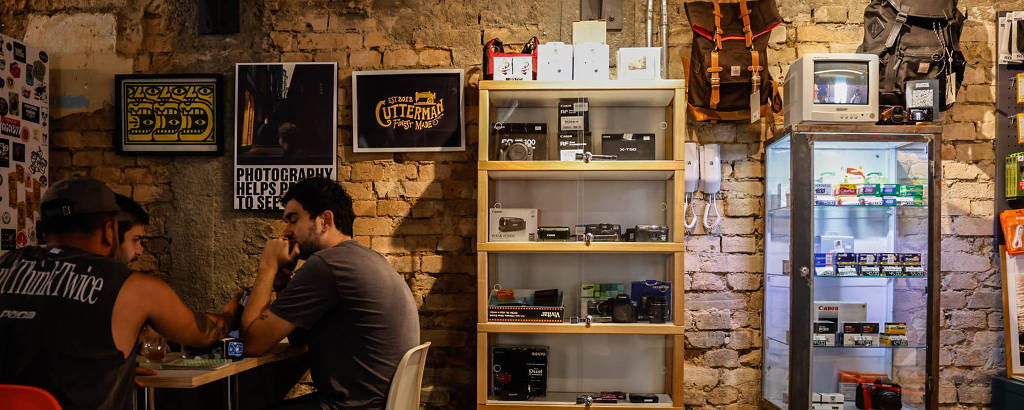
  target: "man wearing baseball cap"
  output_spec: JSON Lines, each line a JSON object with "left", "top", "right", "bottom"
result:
{"left": 0, "top": 176, "right": 242, "bottom": 410}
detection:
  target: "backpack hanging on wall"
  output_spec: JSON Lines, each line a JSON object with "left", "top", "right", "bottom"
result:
{"left": 856, "top": 0, "right": 966, "bottom": 110}
{"left": 684, "top": 0, "right": 783, "bottom": 123}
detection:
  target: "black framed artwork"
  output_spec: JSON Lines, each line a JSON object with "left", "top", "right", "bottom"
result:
{"left": 114, "top": 74, "right": 223, "bottom": 155}
{"left": 352, "top": 69, "right": 465, "bottom": 152}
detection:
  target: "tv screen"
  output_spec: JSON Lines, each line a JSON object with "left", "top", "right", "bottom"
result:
{"left": 813, "top": 61, "right": 870, "bottom": 105}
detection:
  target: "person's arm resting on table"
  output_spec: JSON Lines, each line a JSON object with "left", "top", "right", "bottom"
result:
{"left": 118, "top": 273, "right": 242, "bottom": 348}
{"left": 242, "top": 238, "right": 299, "bottom": 356}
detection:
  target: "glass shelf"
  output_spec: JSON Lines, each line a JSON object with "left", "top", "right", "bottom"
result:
{"left": 814, "top": 345, "right": 926, "bottom": 350}
{"left": 814, "top": 275, "right": 928, "bottom": 279}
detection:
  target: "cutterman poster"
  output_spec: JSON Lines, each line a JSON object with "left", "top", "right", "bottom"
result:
{"left": 234, "top": 63, "right": 337, "bottom": 210}
{"left": 0, "top": 34, "right": 48, "bottom": 251}
{"left": 352, "top": 69, "right": 464, "bottom": 152}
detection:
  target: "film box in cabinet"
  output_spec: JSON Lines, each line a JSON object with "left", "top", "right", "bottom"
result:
{"left": 489, "top": 208, "right": 538, "bottom": 242}
{"left": 537, "top": 42, "right": 572, "bottom": 81}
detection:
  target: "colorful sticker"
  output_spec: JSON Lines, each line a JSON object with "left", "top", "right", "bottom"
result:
{"left": 38, "top": 51, "right": 47, "bottom": 63}
{"left": 33, "top": 84, "right": 46, "bottom": 101}
{"left": 21, "top": 103, "right": 38, "bottom": 123}
{"left": 2, "top": 212, "right": 10, "bottom": 224}
{"left": 0, "top": 98, "right": 7, "bottom": 116}
{"left": 8, "top": 92, "right": 17, "bottom": 116}
{"left": 0, "top": 117, "right": 18, "bottom": 138}
{"left": 1, "top": 229, "right": 15, "bottom": 250}
{"left": 0, "top": 138, "right": 9, "bottom": 168}
{"left": 0, "top": 57, "right": 5, "bottom": 72}
{"left": 9, "top": 62, "right": 19, "bottom": 79}
{"left": 31, "top": 61, "right": 44, "bottom": 82}
{"left": 12, "top": 43, "right": 25, "bottom": 63}
{"left": 29, "top": 147, "right": 45, "bottom": 175}
{"left": 24, "top": 72, "right": 32, "bottom": 86}
{"left": 15, "top": 230, "right": 27, "bottom": 247}
{"left": 13, "top": 142, "right": 24, "bottom": 162}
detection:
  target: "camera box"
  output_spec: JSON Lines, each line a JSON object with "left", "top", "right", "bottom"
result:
{"left": 601, "top": 133, "right": 655, "bottom": 160}
{"left": 488, "top": 289, "right": 564, "bottom": 323}
{"left": 489, "top": 208, "right": 538, "bottom": 242}
{"left": 814, "top": 301, "right": 867, "bottom": 324}
{"left": 558, "top": 98, "right": 590, "bottom": 132}
{"left": 879, "top": 253, "right": 902, "bottom": 276}
{"left": 630, "top": 280, "right": 672, "bottom": 321}
{"left": 843, "top": 333, "right": 875, "bottom": 347}
{"left": 880, "top": 334, "right": 908, "bottom": 346}
{"left": 617, "top": 47, "right": 662, "bottom": 80}
{"left": 492, "top": 345, "right": 548, "bottom": 399}
{"left": 857, "top": 253, "right": 880, "bottom": 276}
{"left": 537, "top": 226, "right": 571, "bottom": 241}
{"left": 884, "top": 322, "right": 907, "bottom": 335}
{"left": 573, "top": 43, "right": 609, "bottom": 81}
{"left": 901, "top": 253, "right": 925, "bottom": 276}
{"left": 834, "top": 253, "right": 859, "bottom": 276}
{"left": 537, "top": 42, "right": 573, "bottom": 81}
{"left": 814, "top": 253, "right": 835, "bottom": 276}
{"left": 813, "top": 333, "right": 836, "bottom": 346}
{"left": 493, "top": 55, "right": 534, "bottom": 81}
{"left": 557, "top": 133, "right": 593, "bottom": 161}
{"left": 493, "top": 123, "right": 547, "bottom": 161}
{"left": 814, "top": 321, "right": 838, "bottom": 334}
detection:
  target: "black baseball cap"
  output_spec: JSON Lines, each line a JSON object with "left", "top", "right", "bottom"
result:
{"left": 41, "top": 175, "right": 120, "bottom": 218}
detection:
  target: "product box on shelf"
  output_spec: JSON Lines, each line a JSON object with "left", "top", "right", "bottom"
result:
{"left": 557, "top": 133, "right": 593, "bottom": 161}
{"left": 814, "top": 320, "right": 837, "bottom": 346}
{"left": 537, "top": 42, "right": 573, "bottom": 81}
{"left": 812, "top": 404, "right": 842, "bottom": 410}
{"left": 573, "top": 43, "right": 609, "bottom": 81}
{"left": 901, "top": 253, "right": 925, "bottom": 276}
{"left": 493, "top": 123, "right": 547, "bottom": 161}
{"left": 493, "top": 55, "right": 534, "bottom": 81}
{"left": 492, "top": 345, "right": 548, "bottom": 400}
{"left": 880, "top": 334, "right": 908, "bottom": 346}
{"left": 488, "top": 288, "right": 564, "bottom": 323}
{"left": 835, "top": 253, "right": 859, "bottom": 276}
{"left": 617, "top": 47, "right": 661, "bottom": 80}
{"left": 857, "top": 253, "right": 881, "bottom": 276}
{"left": 537, "top": 226, "right": 571, "bottom": 241}
{"left": 879, "top": 253, "right": 902, "bottom": 275}
{"left": 814, "top": 301, "right": 867, "bottom": 324}
{"left": 601, "top": 133, "right": 655, "bottom": 160}
{"left": 815, "top": 184, "right": 834, "bottom": 196}
{"left": 814, "top": 253, "right": 835, "bottom": 276}
{"left": 884, "top": 322, "right": 907, "bottom": 335}
{"left": 558, "top": 98, "right": 590, "bottom": 132}
{"left": 489, "top": 208, "right": 538, "bottom": 242}
{"left": 630, "top": 280, "right": 672, "bottom": 322}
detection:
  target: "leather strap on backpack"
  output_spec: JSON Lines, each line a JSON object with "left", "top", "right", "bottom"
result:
{"left": 708, "top": 0, "right": 725, "bottom": 109}
{"left": 740, "top": 0, "right": 762, "bottom": 95}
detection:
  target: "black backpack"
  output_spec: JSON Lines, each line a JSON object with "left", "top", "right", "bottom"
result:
{"left": 856, "top": 0, "right": 966, "bottom": 110}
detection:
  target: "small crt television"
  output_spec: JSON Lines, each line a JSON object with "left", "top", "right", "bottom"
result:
{"left": 784, "top": 53, "right": 879, "bottom": 127}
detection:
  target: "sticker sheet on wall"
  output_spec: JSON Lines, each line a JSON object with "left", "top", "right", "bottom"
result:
{"left": 0, "top": 34, "right": 48, "bottom": 251}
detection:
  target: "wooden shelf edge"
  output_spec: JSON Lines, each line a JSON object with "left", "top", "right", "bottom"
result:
{"left": 479, "top": 405, "right": 683, "bottom": 410}
{"left": 479, "top": 80, "right": 686, "bottom": 91}
{"left": 478, "top": 242, "right": 684, "bottom": 253}
{"left": 478, "top": 322, "right": 684, "bottom": 335}
{"left": 479, "top": 161, "right": 684, "bottom": 172}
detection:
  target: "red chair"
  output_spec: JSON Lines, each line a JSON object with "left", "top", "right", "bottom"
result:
{"left": 0, "top": 384, "right": 62, "bottom": 410}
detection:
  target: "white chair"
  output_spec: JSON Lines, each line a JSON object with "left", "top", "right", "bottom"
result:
{"left": 385, "top": 342, "right": 431, "bottom": 410}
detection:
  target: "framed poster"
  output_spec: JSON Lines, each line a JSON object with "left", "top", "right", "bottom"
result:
{"left": 114, "top": 74, "right": 223, "bottom": 154}
{"left": 0, "top": 34, "right": 48, "bottom": 251}
{"left": 352, "top": 69, "right": 465, "bottom": 152}
{"left": 234, "top": 62, "right": 338, "bottom": 210}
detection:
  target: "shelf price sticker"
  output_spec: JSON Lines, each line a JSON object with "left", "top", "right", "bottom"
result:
{"left": 1018, "top": 113, "right": 1024, "bottom": 143}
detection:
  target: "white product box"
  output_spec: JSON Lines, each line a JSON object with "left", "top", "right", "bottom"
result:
{"left": 617, "top": 47, "right": 661, "bottom": 80}
{"left": 489, "top": 208, "right": 538, "bottom": 242}
{"left": 818, "top": 393, "right": 844, "bottom": 403}
{"left": 812, "top": 334, "right": 835, "bottom": 347}
{"left": 493, "top": 56, "right": 534, "bottom": 81}
{"left": 812, "top": 405, "right": 842, "bottom": 410}
{"left": 814, "top": 301, "right": 867, "bottom": 324}
{"left": 572, "top": 20, "right": 607, "bottom": 44}
{"left": 573, "top": 43, "right": 609, "bottom": 81}
{"left": 538, "top": 42, "right": 573, "bottom": 81}
{"left": 843, "top": 333, "right": 876, "bottom": 347}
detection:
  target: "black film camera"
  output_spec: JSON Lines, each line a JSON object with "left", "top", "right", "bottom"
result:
{"left": 498, "top": 217, "right": 526, "bottom": 232}
{"left": 634, "top": 225, "right": 669, "bottom": 242}
{"left": 855, "top": 376, "right": 902, "bottom": 410}
{"left": 597, "top": 294, "right": 638, "bottom": 323}
{"left": 585, "top": 223, "right": 621, "bottom": 242}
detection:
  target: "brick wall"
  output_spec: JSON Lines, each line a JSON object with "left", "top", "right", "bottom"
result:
{"left": 0, "top": 0, "right": 1005, "bottom": 408}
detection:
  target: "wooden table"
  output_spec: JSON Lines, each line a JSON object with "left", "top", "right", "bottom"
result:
{"left": 136, "top": 343, "right": 306, "bottom": 410}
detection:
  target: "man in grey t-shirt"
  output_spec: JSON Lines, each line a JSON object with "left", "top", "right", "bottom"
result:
{"left": 241, "top": 178, "right": 420, "bottom": 409}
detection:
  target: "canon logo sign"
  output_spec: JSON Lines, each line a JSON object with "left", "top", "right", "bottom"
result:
{"left": 818, "top": 306, "right": 839, "bottom": 311}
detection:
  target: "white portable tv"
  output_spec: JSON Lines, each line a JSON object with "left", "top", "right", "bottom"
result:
{"left": 784, "top": 53, "right": 879, "bottom": 128}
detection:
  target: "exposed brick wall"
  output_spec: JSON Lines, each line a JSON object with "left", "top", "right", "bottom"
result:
{"left": 0, "top": 0, "right": 1007, "bottom": 408}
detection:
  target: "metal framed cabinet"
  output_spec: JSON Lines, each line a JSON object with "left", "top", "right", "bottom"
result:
{"left": 761, "top": 124, "right": 941, "bottom": 410}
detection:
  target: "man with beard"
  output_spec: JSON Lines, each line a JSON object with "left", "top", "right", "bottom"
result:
{"left": 114, "top": 194, "right": 148, "bottom": 265}
{"left": 0, "top": 176, "right": 241, "bottom": 410}
{"left": 241, "top": 177, "right": 419, "bottom": 410}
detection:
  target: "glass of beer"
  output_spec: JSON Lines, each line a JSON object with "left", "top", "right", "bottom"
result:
{"left": 139, "top": 326, "right": 167, "bottom": 363}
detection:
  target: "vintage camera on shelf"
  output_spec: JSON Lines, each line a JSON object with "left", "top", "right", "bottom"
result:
{"left": 494, "top": 123, "right": 547, "bottom": 161}
{"left": 597, "top": 294, "right": 638, "bottom": 323}
{"left": 855, "top": 376, "right": 902, "bottom": 410}
{"left": 498, "top": 217, "right": 526, "bottom": 232}
{"left": 878, "top": 105, "right": 906, "bottom": 125}
{"left": 633, "top": 224, "right": 669, "bottom": 242}
{"left": 585, "top": 223, "right": 621, "bottom": 242}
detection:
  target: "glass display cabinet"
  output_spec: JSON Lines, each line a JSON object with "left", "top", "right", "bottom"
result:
{"left": 762, "top": 125, "right": 941, "bottom": 410}
{"left": 476, "top": 80, "right": 686, "bottom": 408}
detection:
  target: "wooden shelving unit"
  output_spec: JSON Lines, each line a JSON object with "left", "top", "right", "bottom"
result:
{"left": 476, "top": 80, "right": 686, "bottom": 409}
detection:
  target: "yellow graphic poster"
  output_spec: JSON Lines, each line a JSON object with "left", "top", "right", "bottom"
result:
{"left": 116, "top": 75, "right": 222, "bottom": 154}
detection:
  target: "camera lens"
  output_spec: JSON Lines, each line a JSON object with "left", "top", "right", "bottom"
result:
{"left": 507, "top": 143, "right": 530, "bottom": 161}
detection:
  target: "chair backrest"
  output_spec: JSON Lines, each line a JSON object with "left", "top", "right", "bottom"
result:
{"left": 385, "top": 342, "right": 431, "bottom": 410}
{"left": 0, "top": 384, "right": 62, "bottom": 410}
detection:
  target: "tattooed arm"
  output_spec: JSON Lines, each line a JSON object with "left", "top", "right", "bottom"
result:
{"left": 115, "top": 273, "right": 243, "bottom": 349}
{"left": 241, "top": 238, "right": 297, "bottom": 355}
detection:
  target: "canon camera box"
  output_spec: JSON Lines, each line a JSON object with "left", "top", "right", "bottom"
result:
{"left": 489, "top": 208, "right": 538, "bottom": 242}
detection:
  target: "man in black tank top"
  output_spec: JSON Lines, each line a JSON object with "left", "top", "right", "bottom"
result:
{"left": 0, "top": 176, "right": 244, "bottom": 410}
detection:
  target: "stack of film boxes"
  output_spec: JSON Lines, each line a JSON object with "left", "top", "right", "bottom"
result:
{"left": 812, "top": 393, "right": 843, "bottom": 410}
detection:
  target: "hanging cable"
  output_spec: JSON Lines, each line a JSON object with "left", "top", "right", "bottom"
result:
{"left": 703, "top": 193, "right": 723, "bottom": 231}
{"left": 683, "top": 191, "right": 698, "bottom": 230}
